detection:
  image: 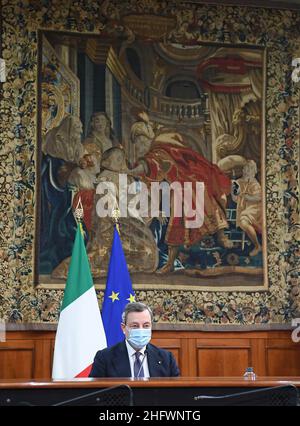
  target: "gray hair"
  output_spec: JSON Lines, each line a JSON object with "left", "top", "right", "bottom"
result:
{"left": 121, "top": 302, "right": 153, "bottom": 324}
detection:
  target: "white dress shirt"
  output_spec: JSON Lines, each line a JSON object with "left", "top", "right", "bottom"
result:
{"left": 125, "top": 340, "right": 150, "bottom": 378}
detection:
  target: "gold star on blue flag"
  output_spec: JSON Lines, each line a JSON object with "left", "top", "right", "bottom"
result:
{"left": 102, "top": 226, "right": 136, "bottom": 346}
{"left": 127, "top": 293, "right": 136, "bottom": 303}
{"left": 109, "top": 291, "right": 120, "bottom": 302}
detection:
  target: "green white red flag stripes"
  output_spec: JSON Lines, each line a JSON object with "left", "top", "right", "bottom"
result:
{"left": 52, "top": 223, "right": 106, "bottom": 379}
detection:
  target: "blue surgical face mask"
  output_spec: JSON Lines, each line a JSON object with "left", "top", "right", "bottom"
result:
{"left": 126, "top": 328, "right": 152, "bottom": 349}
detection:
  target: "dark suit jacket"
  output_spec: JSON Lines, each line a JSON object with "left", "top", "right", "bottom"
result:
{"left": 89, "top": 340, "right": 180, "bottom": 377}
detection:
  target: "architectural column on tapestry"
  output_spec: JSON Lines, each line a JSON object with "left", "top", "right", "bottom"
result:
{"left": 41, "top": 36, "right": 80, "bottom": 135}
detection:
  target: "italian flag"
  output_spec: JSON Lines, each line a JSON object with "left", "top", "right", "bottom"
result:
{"left": 52, "top": 223, "right": 107, "bottom": 379}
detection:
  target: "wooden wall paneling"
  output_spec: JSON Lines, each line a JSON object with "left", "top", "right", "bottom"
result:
{"left": 1, "top": 330, "right": 300, "bottom": 379}
{"left": 181, "top": 337, "right": 197, "bottom": 377}
{"left": 152, "top": 331, "right": 198, "bottom": 377}
{"left": 266, "top": 338, "right": 300, "bottom": 376}
{"left": 151, "top": 338, "right": 182, "bottom": 371}
{"left": 50, "top": 338, "right": 55, "bottom": 377}
{"left": 196, "top": 338, "right": 252, "bottom": 377}
{"left": 0, "top": 340, "right": 35, "bottom": 379}
{"left": 250, "top": 337, "right": 267, "bottom": 376}
{"left": 33, "top": 339, "right": 53, "bottom": 379}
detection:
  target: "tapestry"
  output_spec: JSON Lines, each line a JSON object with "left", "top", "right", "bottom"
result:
{"left": 0, "top": 0, "right": 299, "bottom": 324}
{"left": 38, "top": 32, "right": 267, "bottom": 291}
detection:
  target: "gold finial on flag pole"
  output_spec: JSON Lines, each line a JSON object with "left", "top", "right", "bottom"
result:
{"left": 112, "top": 205, "right": 121, "bottom": 235}
{"left": 74, "top": 196, "right": 84, "bottom": 234}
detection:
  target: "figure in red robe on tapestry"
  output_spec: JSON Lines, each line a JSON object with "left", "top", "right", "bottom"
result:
{"left": 129, "top": 112, "right": 233, "bottom": 274}
{"left": 68, "top": 153, "right": 100, "bottom": 232}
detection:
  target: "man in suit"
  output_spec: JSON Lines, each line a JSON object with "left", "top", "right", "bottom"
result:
{"left": 89, "top": 302, "right": 180, "bottom": 377}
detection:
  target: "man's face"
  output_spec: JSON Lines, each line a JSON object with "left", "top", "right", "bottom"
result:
{"left": 121, "top": 309, "right": 152, "bottom": 339}
{"left": 112, "top": 150, "right": 125, "bottom": 169}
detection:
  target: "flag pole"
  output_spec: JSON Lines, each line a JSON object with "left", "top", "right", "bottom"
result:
{"left": 74, "top": 196, "right": 84, "bottom": 235}
{"left": 52, "top": 197, "right": 107, "bottom": 379}
{"left": 112, "top": 205, "right": 121, "bottom": 235}
{"left": 102, "top": 204, "right": 136, "bottom": 347}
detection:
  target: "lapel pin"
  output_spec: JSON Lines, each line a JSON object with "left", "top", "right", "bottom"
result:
{"left": 158, "top": 360, "right": 162, "bottom": 364}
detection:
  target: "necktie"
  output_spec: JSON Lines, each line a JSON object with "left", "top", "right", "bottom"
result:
{"left": 134, "top": 351, "right": 144, "bottom": 378}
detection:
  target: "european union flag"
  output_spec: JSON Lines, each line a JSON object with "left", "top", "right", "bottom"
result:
{"left": 102, "top": 226, "right": 136, "bottom": 347}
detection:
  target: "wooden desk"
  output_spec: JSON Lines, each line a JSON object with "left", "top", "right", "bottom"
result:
{"left": 0, "top": 377, "right": 300, "bottom": 405}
